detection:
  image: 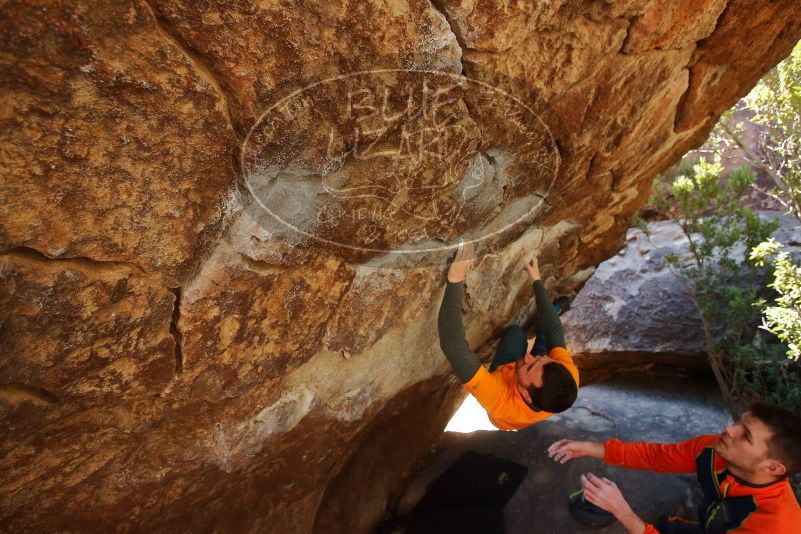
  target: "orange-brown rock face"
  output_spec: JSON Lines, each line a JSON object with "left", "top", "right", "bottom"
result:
{"left": 2, "top": 0, "right": 800, "bottom": 532}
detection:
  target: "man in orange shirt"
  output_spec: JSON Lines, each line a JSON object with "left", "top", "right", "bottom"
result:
{"left": 438, "top": 242, "right": 579, "bottom": 430}
{"left": 548, "top": 403, "right": 801, "bottom": 533}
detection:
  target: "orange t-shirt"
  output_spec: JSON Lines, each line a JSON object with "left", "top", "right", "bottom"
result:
{"left": 462, "top": 347, "right": 580, "bottom": 430}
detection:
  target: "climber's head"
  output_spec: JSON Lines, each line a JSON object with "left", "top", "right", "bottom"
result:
{"left": 515, "top": 353, "right": 577, "bottom": 413}
{"left": 714, "top": 403, "right": 801, "bottom": 480}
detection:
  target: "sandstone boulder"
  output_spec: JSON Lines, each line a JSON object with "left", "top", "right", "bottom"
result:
{"left": 2, "top": 0, "right": 801, "bottom": 532}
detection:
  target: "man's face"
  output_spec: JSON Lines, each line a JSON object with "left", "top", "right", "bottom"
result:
{"left": 714, "top": 412, "right": 784, "bottom": 477}
{"left": 515, "top": 353, "right": 554, "bottom": 390}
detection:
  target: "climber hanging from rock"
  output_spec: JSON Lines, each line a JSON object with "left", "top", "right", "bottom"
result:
{"left": 548, "top": 403, "right": 801, "bottom": 533}
{"left": 438, "top": 241, "right": 579, "bottom": 430}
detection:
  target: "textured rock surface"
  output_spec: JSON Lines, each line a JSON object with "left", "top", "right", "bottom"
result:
{"left": 0, "top": 251, "right": 176, "bottom": 403}
{"left": 562, "top": 221, "right": 708, "bottom": 375}
{"left": 2, "top": 0, "right": 801, "bottom": 532}
{"left": 0, "top": 0, "right": 238, "bottom": 286}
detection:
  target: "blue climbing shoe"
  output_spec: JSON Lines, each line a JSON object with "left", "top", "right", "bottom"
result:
{"left": 553, "top": 295, "right": 571, "bottom": 316}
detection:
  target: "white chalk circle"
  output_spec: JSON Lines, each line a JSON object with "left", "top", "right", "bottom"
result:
{"left": 241, "top": 68, "right": 559, "bottom": 257}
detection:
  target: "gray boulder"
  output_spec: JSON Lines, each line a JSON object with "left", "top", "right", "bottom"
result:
{"left": 563, "top": 212, "right": 801, "bottom": 379}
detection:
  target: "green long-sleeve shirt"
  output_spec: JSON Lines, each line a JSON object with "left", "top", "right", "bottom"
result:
{"left": 437, "top": 280, "right": 564, "bottom": 383}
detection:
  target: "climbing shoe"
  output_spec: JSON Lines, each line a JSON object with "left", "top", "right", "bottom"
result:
{"left": 553, "top": 295, "right": 571, "bottom": 316}
{"left": 568, "top": 488, "right": 616, "bottom": 527}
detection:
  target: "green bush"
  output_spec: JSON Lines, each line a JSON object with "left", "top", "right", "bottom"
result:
{"left": 706, "top": 43, "right": 801, "bottom": 394}
{"left": 708, "top": 42, "right": 801, "bottom": 217}
{"left": 656, "top": 157, "right": 801, "bottom": 415}
{"left": 752, "top": 239, "right": 801, "bottom": 363}
{"left": 660, "top": 43, "right": 801, "bottom": 498}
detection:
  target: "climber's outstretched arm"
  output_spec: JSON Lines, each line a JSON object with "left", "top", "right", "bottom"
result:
{"left": 437, "top": 243, "right": 480, "bottom": 383}
{"left": 524, "top": 258, "right": 566, "bottom": 350}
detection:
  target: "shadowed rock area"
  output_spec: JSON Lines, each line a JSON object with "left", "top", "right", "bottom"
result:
{"left": 2, "top": 1, "right": 801, "bottom": 531}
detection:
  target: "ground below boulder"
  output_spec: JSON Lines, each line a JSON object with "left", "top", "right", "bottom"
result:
{"left": 395, "top": 371, "right": 729, "bottom": 533}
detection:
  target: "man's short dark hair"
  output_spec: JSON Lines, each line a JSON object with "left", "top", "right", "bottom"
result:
{"left": 750, "top": 402, "right": 801, "bottom": 475}
{"left": 527, "top": 362, "right": 577, "bottom": 413}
